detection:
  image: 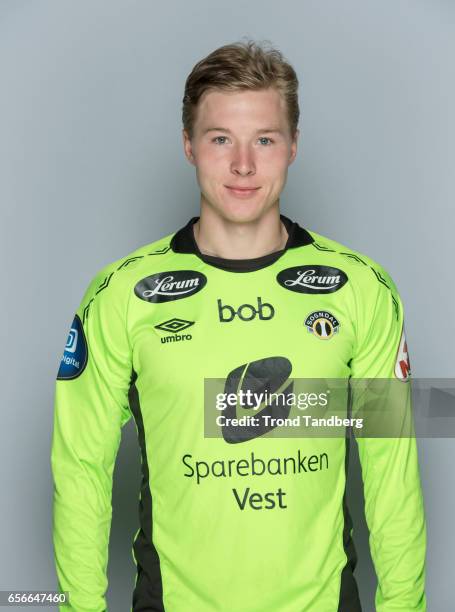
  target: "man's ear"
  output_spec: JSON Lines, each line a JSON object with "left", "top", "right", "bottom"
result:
{"left": 182, "top": 129, "right": 196, "bottom": 166}
{"left": 288, "top": 128, "right": 299, "bottom": 166}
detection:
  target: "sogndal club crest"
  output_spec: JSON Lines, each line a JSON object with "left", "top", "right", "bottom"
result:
{"left": 305, "top": 311, "right": 340, "bottom": 339}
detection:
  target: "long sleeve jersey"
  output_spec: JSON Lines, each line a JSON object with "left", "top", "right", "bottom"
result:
{"left": 51, "top": 214, "right": 427, "bottom": 611}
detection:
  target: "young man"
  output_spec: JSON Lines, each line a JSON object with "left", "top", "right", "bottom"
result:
{"left": 51, "top": 41, "right": 427, "bottom": 611}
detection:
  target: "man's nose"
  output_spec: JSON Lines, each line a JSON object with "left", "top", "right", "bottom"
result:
{"left": 230, "top": 145, "right": 256, "bottom": 176}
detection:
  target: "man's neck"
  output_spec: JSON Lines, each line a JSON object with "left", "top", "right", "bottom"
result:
{"left": 193, "top": 204, "right": 289, "bottom": 260}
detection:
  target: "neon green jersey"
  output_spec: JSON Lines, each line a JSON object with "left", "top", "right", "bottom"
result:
{"left": 51, "top": 214, "right": 426, "bottom": 611}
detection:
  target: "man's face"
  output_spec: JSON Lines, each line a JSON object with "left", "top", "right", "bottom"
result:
{"left": 182, "top": 87, "right": 299, "bottom": 223}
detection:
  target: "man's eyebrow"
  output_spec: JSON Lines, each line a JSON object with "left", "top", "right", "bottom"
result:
{"left": 202, "top": 127, "right": 284, "bottom": 135}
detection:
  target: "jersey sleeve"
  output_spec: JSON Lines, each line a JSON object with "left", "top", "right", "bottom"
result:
{"left": 349, "top": 266, "right": 427, "bottom": 611}
{"left": 51, "top": 265, "right": 133, "bottom": 611}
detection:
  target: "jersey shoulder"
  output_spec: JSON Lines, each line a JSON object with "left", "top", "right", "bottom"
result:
{"left": 77, "top": 228, "right": 180, "bottom": 313}
{"left": 305, "top": 228, "right": 400, "bottom": 298}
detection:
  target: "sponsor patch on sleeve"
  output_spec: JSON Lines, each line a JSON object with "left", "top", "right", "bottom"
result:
{"left": 57, "top": 313, "right": 88, "bottom": 380}
{"left": 394, "top": 323, "right": 411, "bottom": 381}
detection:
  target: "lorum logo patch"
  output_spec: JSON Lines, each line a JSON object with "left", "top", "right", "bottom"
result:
{"left": 277, "top": 265, "right": 348, "bottom": 294}
{"left": 135, "top": 270, "right": 207, "bottom": 303}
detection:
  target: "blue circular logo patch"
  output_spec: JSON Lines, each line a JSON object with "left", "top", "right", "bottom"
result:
{"left": 57, "top": 314, "right": 88, "bottom": 380}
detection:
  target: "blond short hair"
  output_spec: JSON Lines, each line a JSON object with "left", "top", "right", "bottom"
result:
{"left": 182, "top": 39, "right": 300, "bottom": 139}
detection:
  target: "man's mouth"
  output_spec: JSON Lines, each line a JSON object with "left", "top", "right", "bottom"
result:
{"left": 225, "top": 186, "right": 261, "bottom": 196}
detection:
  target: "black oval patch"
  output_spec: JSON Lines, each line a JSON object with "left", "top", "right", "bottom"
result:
{"left": 134, "top": 270, "right": 207, "bottom": 303}
{"left": 276, "top": 265, "right": 348, "bottom": 294}
{"left": 222, "top": 356, "right": 293, "bottom": 444}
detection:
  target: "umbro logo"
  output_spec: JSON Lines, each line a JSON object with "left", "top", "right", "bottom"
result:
{"left": 155, "top": 318, "right": 194, "bottom": 344}
{"left": 155, "top": 318, "right": 194, "bottom": 333}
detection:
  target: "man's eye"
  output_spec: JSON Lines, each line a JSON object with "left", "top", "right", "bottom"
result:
{"left": 212, "top": 136, "right": 274, "bottom": 145}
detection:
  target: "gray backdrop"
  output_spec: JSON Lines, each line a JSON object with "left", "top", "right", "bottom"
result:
{"left": 1, "top": 1, "right": 453, "bottom": 610}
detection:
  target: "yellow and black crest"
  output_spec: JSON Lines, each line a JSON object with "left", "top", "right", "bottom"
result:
{"left": 305, "top": 311, "right": 340, "bottom": 340}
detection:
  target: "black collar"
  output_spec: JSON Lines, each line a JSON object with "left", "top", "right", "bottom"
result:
{"left": 170, "top": 214, "right": 314, "bottom": 273}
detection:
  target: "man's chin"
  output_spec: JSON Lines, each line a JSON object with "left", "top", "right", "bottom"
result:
{"left": 212, "top": 199, "right": 271, "bottom": 224}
